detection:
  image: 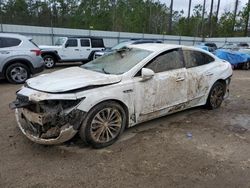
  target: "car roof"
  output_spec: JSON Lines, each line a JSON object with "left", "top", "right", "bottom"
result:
{"left": 67, "top": 36, "right": 103, "bottom": 40}
{"left": 129, "top": 43, "right": 192, "bottom": 52}
{"left": 129, "top": 43, "right": 179, "bottom": 51}
{"left": 128, "top": 43, "right": 217, "bottom": 57}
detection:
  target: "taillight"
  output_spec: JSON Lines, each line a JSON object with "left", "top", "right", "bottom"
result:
{"left": 31, "top": 49, "right": 42, "bottom": 56}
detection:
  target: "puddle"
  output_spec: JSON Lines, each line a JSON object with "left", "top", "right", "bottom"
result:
{"left": 227, "top": 125, "right": 248, "bottom": 134}
{"left": 227, "top": 114, "right": 250, "bottom": 134}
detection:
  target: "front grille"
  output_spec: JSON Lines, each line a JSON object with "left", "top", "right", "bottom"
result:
{"left": 17, "top": 94, "right": 29, "bottom": 103}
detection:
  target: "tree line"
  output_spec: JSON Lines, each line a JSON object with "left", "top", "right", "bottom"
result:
{"left": 0, "top": 0, "right": 249, "bottom": 37}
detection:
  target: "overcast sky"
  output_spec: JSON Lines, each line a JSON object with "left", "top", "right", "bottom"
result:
{"left": 160, "top": 0, "right": 249, "bottom": 16}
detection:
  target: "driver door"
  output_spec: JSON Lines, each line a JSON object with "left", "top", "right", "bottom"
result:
{"left": 133, "top": 48, "right": 187, "bottom": 123}
{"left": 60, "top": 39, "right": 81, "bottom": 60}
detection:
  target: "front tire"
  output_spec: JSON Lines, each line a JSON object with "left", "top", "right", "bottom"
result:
{"left": 206, "top": 82, "right": 226, "bottom": 109}
{"left": 43, "top": 55, "right": 56, "bottom": 68}
{"left": 5, "top": 63, "right": 30, "bottom": 84}
{"left": 79, "top": 101, "right": 127, "bottom": 148}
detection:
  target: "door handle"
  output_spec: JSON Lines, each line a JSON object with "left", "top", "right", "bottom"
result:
{"left": 75, "top": 49, "right": 80, "bottom": 51}
{"left": 205, "top": 72, "right": 214, "bottom": 76}
{"left": 86, "top": 49, "right": 91, "bottom": 51}
{"left": 176, "top": 77, "right": 185, "bottom": 82}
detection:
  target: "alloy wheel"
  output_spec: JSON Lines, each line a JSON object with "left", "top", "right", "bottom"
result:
{"left": 210, "top": 84, "right": 224, "bottom": 108}
{"left": 44, "top": 57, "right": 55, "bottom": 68}
{"left": 10, "top": 67, "right": 28, "bottom": 83}
{"left": 90, "top": 108, "right": 122, "bottom": 143}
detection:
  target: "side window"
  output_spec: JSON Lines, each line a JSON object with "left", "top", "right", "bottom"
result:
{"left": 183, "top": 50, "right": 214, "bottom": 68}
{"left": 91, "top": 39, "right": 104, "bottom": 48}
{"left": 0, "top": 37, "right": 21, "bottom": 48}
{"left": 145, "top": 49, "right": 184, "bottom": 73}
{"left": 81, "top": 39, "right": 90, "bottom": 47}
{"left": 66, "top": 39, "right": 78, "bottom": 47}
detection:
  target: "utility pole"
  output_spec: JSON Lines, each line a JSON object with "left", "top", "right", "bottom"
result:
{"left": 168, "top": 0, "right": 173, "bottom": 34}
{"left": 187, "top": 0, "right": 192, "bottom": 21}
{"left": 208, "top": 0, "right": 214, "bottom": 37}
{"left": 215, "top": 0, "right": 221, "bottom": 22}
{"left": 187, "top": 0, "right": 192, "bottom": 34}
{"left": 232, "top": 0, "right": 239, "bottom": 34}
{"left": 201, "top": 0, "right": 206, "bottom": 38}
{"left": 111, "top": 0, "right": 116, "bottom": 31}
{"left": 0, "top": 0, "right": 3, "bottom": 32}
{"left": 244, "top": 0, "right": 250, "bottom": 36}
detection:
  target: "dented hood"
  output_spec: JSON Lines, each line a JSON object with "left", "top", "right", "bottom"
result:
{"left": 26, "top": 67, "right": 122, "bottom": 93}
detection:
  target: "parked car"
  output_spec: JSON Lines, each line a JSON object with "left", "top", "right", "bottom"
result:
{"left": 220, "top": 42, "right": 249, "bottom": 50}
{"left": 0, "top": 33, "right": 44, "bottom": 84}
{"left": 215, "top": 49, "right": 250, "bottom": 70}
{"left": 196, "top": 42, "right": 217, "bottom": 52}
{"left": 239, "top": 49, "right": 250, "bottom": 70}
{"left": 39, "top": 37, "right": 105, "bottom": 68}
{"left": 10, "top": 44, "right": 232, "bottom": 148}
{"left": 94, "top": 39, "right": 163, "bottom": 59}
{"left": 237, "top": 42, "right": 249, "bottom": 48}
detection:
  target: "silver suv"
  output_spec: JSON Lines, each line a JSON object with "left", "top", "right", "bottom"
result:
{"left": 0, "top": 33, "right": 44, "bottom": 84}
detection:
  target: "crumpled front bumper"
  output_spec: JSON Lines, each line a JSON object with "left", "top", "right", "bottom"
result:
{"left": 15, "top": 109, "right": 78, "bottom": 145}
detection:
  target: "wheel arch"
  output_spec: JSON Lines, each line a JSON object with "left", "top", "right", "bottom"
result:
{"left": 88, "top": 50, "right": 100, "bottom": 60}
{"left": 41, "top": 51, "right": 60, "bottom": 62}
{"left": 3, "top": 58, "right": 32, "bottom": 77}
{"left": 207, "top": 78, "right": 227, "bottom": 96}
{"left": 216, "top": 79, "right": 226, "bottom": 88}
{"left": 79, "top": 98, "right": 130, "bottom": 128}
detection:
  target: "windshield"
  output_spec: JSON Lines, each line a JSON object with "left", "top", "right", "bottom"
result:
{"left": 81, "top": 48, "right": 152, "bottom": 75}
{"left": 55, "top": 38, "right": 66, "bottom": 46}
{"left": 111, "top": 41, "right": 133, "bottom": 50}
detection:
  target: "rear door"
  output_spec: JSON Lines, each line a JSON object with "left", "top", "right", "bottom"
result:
{"left": 0, "top": 37, "right": 22, "bottom": 67}
{"left": 183, "top": 49, "right": 216, "bottom": 104}
{"left": 79, "top": 39, "right": 91, "bottom": 60}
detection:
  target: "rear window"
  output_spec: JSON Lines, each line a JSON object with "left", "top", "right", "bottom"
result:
{"left": 91, "top": 39, "right": 104, "bottom": 48}
{"left": 183, "top": 50, "right": 215, "bottom": 68}
{"left": 29, "top": 39, "right": 39, "bottom": 48}
{"left": 0, "top": 37, "right": 22, "bottom": 48}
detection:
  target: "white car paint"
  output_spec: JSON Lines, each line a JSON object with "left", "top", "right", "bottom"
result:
{"left": 12, "top": 43, "right": 233, "bottom": 145}
{"left": 26, "top": 67, "right": 122, "bottom": 93}
{"left": 39, "top": 37, "right": 104, "bottom": 61}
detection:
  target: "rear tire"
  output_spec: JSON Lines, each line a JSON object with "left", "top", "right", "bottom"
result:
{"left": 43, "top": 55, "right": 56, "bottom": 68}
{"left": 5, "top": 63, "right": 30, "bottom": 84}
{"left": 206, "top": 82, "right": 226, "bottom": 109}
{"left": 79, "top": 101, "right": 127, "bottom": 148}
{"left": 88, "top": 53, "right": 95, "bottom": 61}
{"left": 242, "top": 62, "right": 250, "bottom": 70}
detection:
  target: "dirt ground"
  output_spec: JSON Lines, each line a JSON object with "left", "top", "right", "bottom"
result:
{"left": 0, "top": 64, "right": 249, "bottom": 188}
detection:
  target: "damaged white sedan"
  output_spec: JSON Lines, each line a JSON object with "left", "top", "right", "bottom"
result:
{"left": 10, "top": 44, "right": 232, "bottom": 148}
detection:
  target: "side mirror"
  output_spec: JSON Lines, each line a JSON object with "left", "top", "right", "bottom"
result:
{"left": 141, "top": 68, "right": 154, "bottom": 80}
{"left": 65, "top": 43, "right": 69, "bottom": 48}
